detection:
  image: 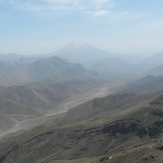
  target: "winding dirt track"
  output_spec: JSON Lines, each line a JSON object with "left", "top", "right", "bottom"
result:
{"left": 0, "top": 85, "right": 115, "bottom": 139}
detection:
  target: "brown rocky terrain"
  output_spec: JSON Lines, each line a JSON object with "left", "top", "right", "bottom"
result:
{"left": 0, "top": 89, "right": 163, "bottom": 163}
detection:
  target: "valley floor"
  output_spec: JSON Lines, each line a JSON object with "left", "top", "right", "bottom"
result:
{"left": 0, "top": 81, "right": 124, "bottom": 139}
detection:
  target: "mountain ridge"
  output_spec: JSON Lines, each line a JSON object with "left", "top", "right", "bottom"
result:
{"left": 0, "top": 55, "right": 98, "bottom": 86}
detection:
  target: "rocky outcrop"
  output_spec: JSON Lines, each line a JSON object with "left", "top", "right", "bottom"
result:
{"left": 102, "top": 120, "right": 148, "bottom": 138}
{"left": 1, "top": 119, "right": 163, "bottom": 163}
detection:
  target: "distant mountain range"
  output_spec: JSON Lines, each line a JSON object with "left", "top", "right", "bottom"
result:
{"left": 117, "top": 75, "right": 163, "bottom": 94}
{"left": 0, "top": 56, "right": 97, "bottom": 86}
{"left": 47, "top": 41, "right": 143, "bottom": 67}
{"left": 92, "top": 58, "right": 139, "bottom": 75}
{"left": 145, "top": 64, "right": 163, "bottom": 76}
{"left": 47, "top": 41, "right": 117, "bottom": 67}
{"left": 0, "top": 52, "right": 102, "bottom": 132}
{"left": 142, "top": 53, "right": 163, "bottom": 68}
{"left": 1, "top": 41, "right": 163, "bottom": 84}
{"left": 47, "top": 41, "right": 163, "bottom": 77}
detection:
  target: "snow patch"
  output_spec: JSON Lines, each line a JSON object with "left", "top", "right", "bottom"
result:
{"left": 71, "top": 40, "right": 88, "bottom": 49}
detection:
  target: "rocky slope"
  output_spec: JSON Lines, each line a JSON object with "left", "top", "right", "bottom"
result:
{"left": 1, "top": 88, "right": 163, "bottom": 163}
{"left": 0, "top": 78, "right": 102, "bottom": 132}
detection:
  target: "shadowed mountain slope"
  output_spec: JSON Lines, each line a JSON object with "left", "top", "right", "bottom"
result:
{"left": 145, "top": 64, "right": 163, "bottom": 76}
{"left": 116, "top": 75, "right": 163, "bottom": 94}
{"left": 1, "top": 89, "right": 163, "bottom": 163}
{"left": 0, "top": 79, "right": 101, "bottom": 111}
{"left": 0, "top": 78, "right": 102, "bottom": 132}
{"left": 23, "top": 56, "right": 96, "bottom": 81}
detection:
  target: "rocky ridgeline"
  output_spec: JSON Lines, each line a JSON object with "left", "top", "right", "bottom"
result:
{"left": 0, "top": 119, "right": 163, "bottom": 162}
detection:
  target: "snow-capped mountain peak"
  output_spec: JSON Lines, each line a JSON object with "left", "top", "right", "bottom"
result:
{"left": 70, "top": 40, "right": 89, "bottom": 49}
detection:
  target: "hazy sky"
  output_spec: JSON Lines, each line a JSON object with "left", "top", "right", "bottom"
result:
{"left": 0, "top": 0, "right": 163, "bottom": 55}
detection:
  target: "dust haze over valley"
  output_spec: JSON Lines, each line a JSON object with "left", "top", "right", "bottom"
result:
{"left": 1, "top": 0, "right": 163, "bottom": 163}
